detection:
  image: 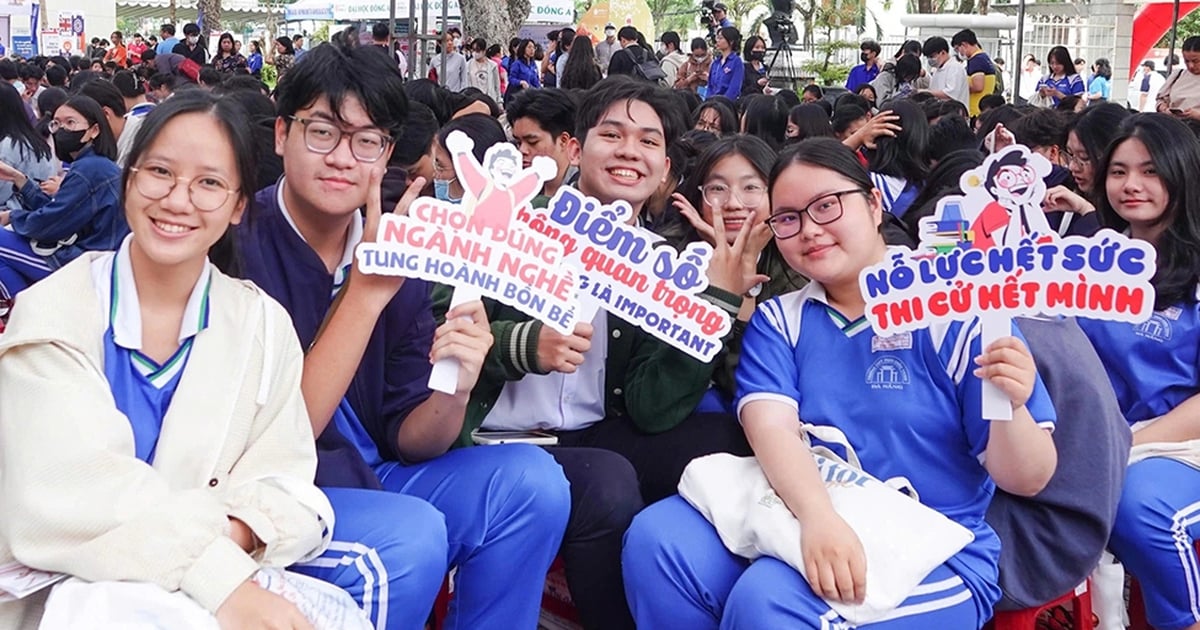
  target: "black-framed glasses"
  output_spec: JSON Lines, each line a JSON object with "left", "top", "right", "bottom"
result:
{"left": 700, "top": 182, "right": 767, "bottom": 209}
{"left": 129, "top": 165, "right": 238, "bottom": 211}
{"left": 289, "top": 116, "right": 392, "bottom": 163}
{"left": 765, "top": 189, "right": 865, "bottom": 239}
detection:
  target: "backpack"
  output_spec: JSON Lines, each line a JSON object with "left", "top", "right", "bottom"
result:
{"left": 629, "top": 47, "right": 668, "bottom": 86}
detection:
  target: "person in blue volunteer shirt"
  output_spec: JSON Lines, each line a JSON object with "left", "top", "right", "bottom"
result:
{"left": 708, "top": 27, "right": 744, "bottom": 101}
{"left": 622, "top": 137, "right": 1058, "bottom": 629}
{"left": 1086, "top": 58, "right": 1112, "bottom": 104}
{"left": 156, "top": 23, "right": 179, "bottom": 55}
{"left": 0, "top": 91, "right": 334, "bottom": 630}
{"left": 1076, "top": 114, "right": 1200, "bottom": 630}
{"left": 0, "top": 94, "right": 125, "bottom": 299}
{"left": 845, "top": 40, "right": 882, "bottom": 92}
{"left": 236, "top": 42, "right": 570, "bottom": 630}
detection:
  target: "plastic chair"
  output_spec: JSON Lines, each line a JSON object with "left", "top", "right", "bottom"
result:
{"left": 989, "top": 580, "right": 1093, "bottom": 630}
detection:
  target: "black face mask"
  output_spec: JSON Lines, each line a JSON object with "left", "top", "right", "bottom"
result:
{"left": 53, "top": 128, "right": 89, "bottom": 163}
{"left": 861, "top": 52, "right": 870, "bottom": 63}
{"left": 749, "top": 50, "right": 765, "bottom": 62}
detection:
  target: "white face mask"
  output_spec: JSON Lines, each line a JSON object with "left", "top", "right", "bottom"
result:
{"left": 605, "top": 30, "right": 615, "bottom": 39}
{"left": 473, "top": 51, "right": 484, "bottom": 60}
{"left": 187, "top": 35, "right": 199, "bottom": 45}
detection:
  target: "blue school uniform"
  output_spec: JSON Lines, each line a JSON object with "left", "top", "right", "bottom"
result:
{"left": 98, "top": 237, "right": 207, "bottom": 463}
{"left": 623, "top": 282, "right": 1056, "bottom": 629}
{"left": 237, "top": 179, "right": 569, "bottom": 630}
{"left": 1079, "top": 291, "right": 1200, "bottom": 630}
{"left": 1035, "top": 74, "right": 1085, "bottom": 106}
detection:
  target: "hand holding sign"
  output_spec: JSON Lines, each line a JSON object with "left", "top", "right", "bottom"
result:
{"left": 973, "top": 335, "right": 1037, "bottom": 410}
{"left": 355, "top": 132, "right": 580, "bottom": 394}
{"left": 537, "top": 322, "right": 594, "bottom": 373}
{"left": 429, "top": 299, "right": 494, "bottom": 396}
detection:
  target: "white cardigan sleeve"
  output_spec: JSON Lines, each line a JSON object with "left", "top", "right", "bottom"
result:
{"left": 216, "top": 296, "right": 333, "bottom": 568}
{"left": 0, "top": 340, "right": 260, "bottom": 613}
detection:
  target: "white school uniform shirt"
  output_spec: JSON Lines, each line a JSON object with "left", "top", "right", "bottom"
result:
{"left": 482, "top": 310, "right": 609, "bottom": 432}
{"left": 931, "top": 57, "right": 969, "bottom": 108}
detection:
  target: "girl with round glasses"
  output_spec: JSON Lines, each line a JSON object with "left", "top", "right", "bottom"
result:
{"left": 665, "top": 135, "right": 806, "bottom": 413}
{"left": 0, "top": 95, "right": 125, "bottom": 302}
{"left": 0, "top": 91, "right": 333, "bottom": 630}
{"left": 623, "top": 137, "right": 1058, "bottom": 630}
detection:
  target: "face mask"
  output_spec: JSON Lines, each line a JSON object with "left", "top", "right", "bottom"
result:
{"left": 473, "top": 51, "right": 484, "bottom": 60}
{"left": 860, "top": 52, "right": 870, "bottom": 63}
{"left": 927, "top": 57, "right": 939, "bottom": 70}
{"left": 53, "top": 128, "right": 88, "bottom": 162}
{"left": 187, "top": 35, "right": 199, "bottom": 45}
{"left": 454, "top": 37, "right": 462, "bottom": 48}
{"left": 605, "top": 30, "right": 615, "bottom": 38}
{"left": 749, "top": 50, "right": 765, "bottom": 62}
{"left": 434, "top": 179, "right": 461, "bottom": 203}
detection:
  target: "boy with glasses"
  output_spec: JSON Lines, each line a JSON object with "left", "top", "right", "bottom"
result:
{"left": 235, "top": 43, "right": 570, "bottom": 630}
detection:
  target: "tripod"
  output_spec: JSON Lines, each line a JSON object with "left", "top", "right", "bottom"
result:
{"left": 765, "top": 19, "right": 798, "bottom": 87}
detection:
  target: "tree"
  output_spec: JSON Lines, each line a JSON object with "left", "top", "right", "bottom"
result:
{"left": 198, "top": 0, "right": 223, "bottom": 33}
{"left": 460, "top": 0, "right": 533, "bottom": 50}
{"left": 1156, "top": 10, "right": 1200, "bottom": 48}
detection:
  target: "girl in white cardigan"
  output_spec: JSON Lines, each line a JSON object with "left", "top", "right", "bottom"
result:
{"left": 0, "top": 91, "right": 333, "bottom": 629}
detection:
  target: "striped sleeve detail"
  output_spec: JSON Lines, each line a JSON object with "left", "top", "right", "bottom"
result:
{"left": 506, "top": 320, "right": 546, "bottom": 375}
{"left": 934, "top": 318, "right": 981, "bottom": 385}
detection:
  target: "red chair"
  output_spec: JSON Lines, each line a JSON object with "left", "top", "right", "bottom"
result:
{"left": 988, "top": 580, "right": 1093, "bottom": 630}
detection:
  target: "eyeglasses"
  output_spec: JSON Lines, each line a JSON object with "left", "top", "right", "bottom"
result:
{"left": 765, "top": 189, "right": 865, "bottom": 239}
{"left": 48, "top": 119, "right": 89, "bottom": 133}
{"left": 129, "top": 165, "right": 238, "bottom": 211}
{"left": 696, "top": 119, "right": 721, "bottom": 133}
{"left": 700, "top": 182, "right": 767, "bottom": 209}
{"left": 289, "top": 116, "right": 392, "bottom": 163}
{"left": 1063, "top": 148, "right": 1091, "bottom": 167}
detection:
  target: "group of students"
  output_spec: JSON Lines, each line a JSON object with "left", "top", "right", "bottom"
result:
{"left": 0, "top": 32, "right": 1198, "bottom": 630}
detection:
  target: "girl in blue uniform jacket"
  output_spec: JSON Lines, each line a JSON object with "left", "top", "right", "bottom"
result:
{"left": 1077, "top": 113, "right": 1200, "bottom": 630}
{"left": 0, "top": 91, "right": 333, "bottom": 629}
{"left": 0, "top": 94, "right": 126, "bottom": 298}
{"left": 622, "top": 137, "right": 1059, "bottom": 630}
{"left": 707, "top": 27, "right": 744, "bottom": 101}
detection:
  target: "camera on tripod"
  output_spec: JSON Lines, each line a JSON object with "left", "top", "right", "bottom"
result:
{"left": 763, "top": 0, "right": 798, "bottom": 47}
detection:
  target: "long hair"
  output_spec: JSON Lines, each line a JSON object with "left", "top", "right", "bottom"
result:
{"left": 742, "top": 95, "right": 789, "bottom": 151}
{"left": 1092, "top": 58, "right": 1113, "bottom": 81}
{"left": 1096, "top": 114, "right": 1200, "bottom": 309}
{"left": 1069, "top": 102, "right": 1132, "bottom": 197}
{"left": 866, "top": 99, "right": 929, "bottom": 184}
{"left": 122, "top": 91, "right": 259, "bottom": 275}
{"left": 560, "top": 36, "right": 602, "bottom": 90}
{"left": 787, "top": 103, "right": 835, "bottom": 142}
{"left": 62, "top": 95, "right": 118, "bottom": 161}
{"left": 1047, "top": 46, "right": 1076, "bottom": 77}
{"left": 0, "top": 83, "right": 51, "bottom": 161}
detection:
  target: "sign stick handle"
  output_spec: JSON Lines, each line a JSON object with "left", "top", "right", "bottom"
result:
{"left": 428, "top": 286, "right": 484, "bottom": 395}
{"left": 981, "top": 313, "right": 1013, "bottom": 421}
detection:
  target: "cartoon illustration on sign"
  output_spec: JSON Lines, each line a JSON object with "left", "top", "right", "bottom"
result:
{"left": 355, "top": 131, "right": 580, "bottom": 393}
{"left": 860, "top": 145, "right": 1158, "bottom": 419}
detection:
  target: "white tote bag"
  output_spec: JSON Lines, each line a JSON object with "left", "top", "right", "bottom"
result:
{"left": 38, "top": 569, "right": 372, "bottom": 630}
{"left": 678, "top": 423, "right": 975, "bottom": 625}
